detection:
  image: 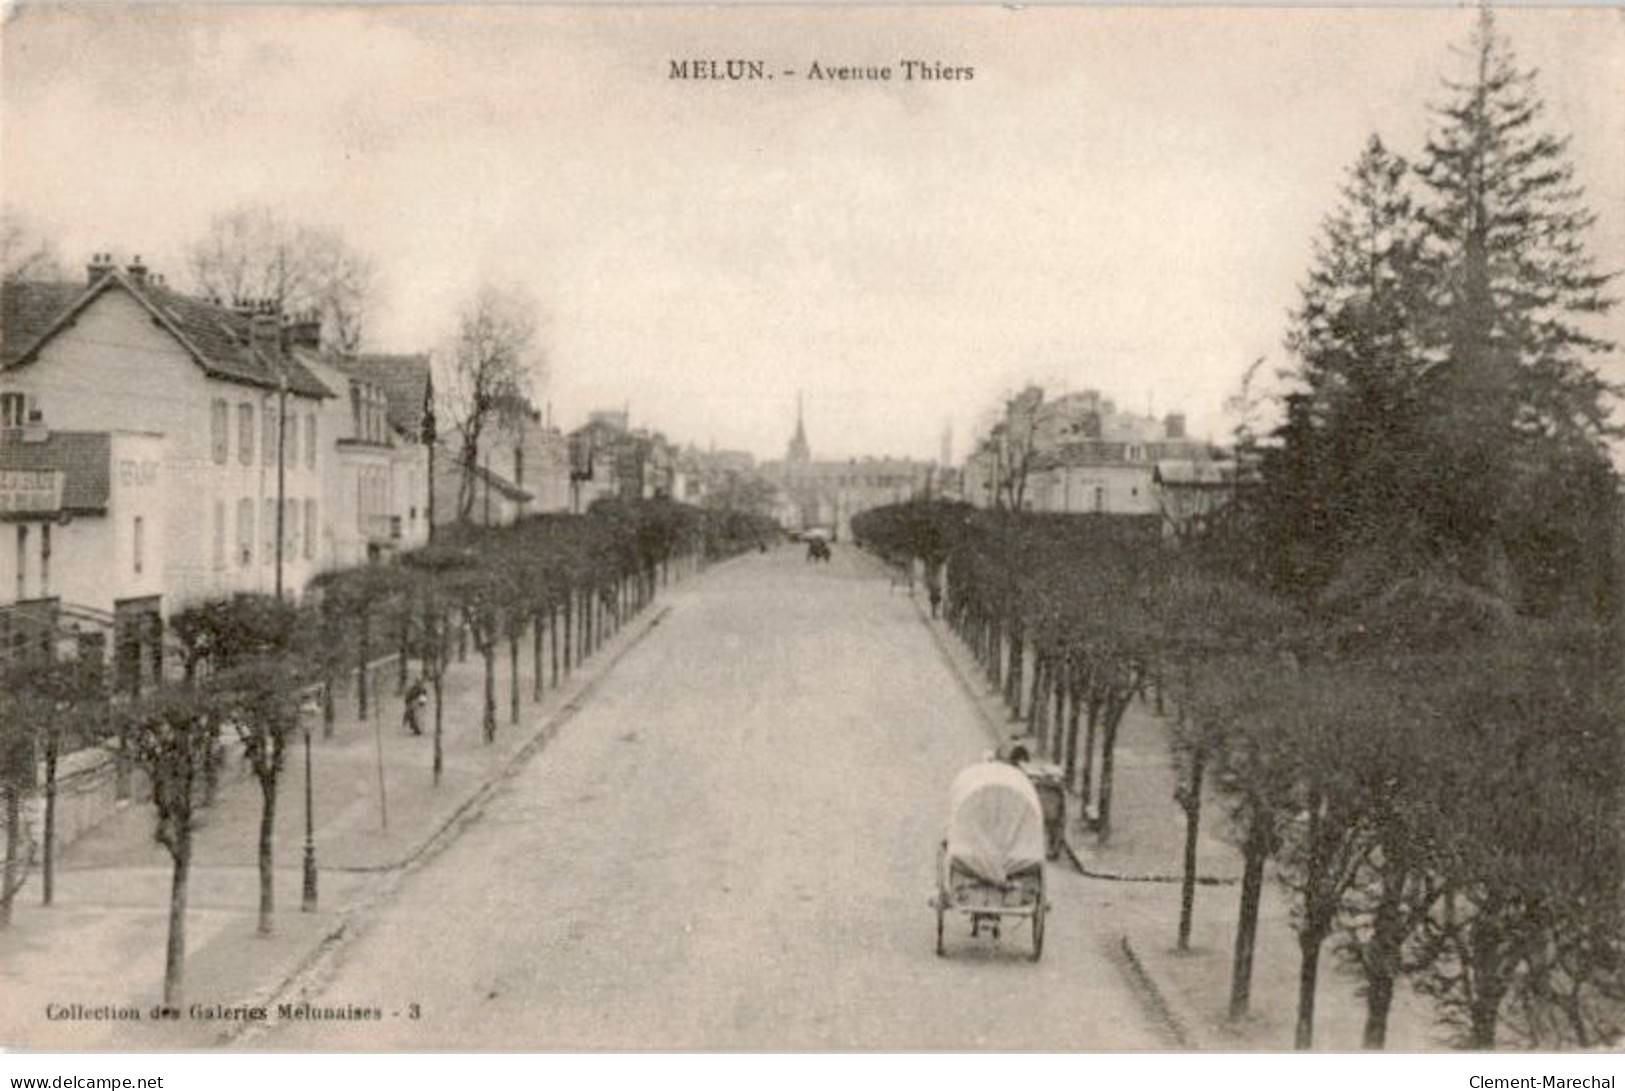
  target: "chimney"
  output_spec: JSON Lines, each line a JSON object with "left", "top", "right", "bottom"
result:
{"left": 86, "top": 252, "right": 116, "bottom": 285}
{"left": 1164, "top": 412, "right": 1187, "bottom": 440}
{"left": 284, "top": 309, "right": 321, "bottom": 351}
{"left": 249, "top": 299, "right": 282, "bottom": 355}
{"left": 125, "top": 255, "right": 148, "bottom": 285}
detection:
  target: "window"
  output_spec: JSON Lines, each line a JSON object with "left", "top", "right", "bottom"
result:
{"left": 1093, "top": 486, "right": 1106, "bottom": 513}
{"left": 263, "top": 405, "right": 277, "bottom": 466}
{"left": 133, "top": 516, "right": 144, "bottom": 575}
{"left": 210, "top": 400, "right": 229, "bottom": 464}
{"left": 1, "top": 392, "right": 26, "bottom": 428}
{"left": 15, "top": 525, "right": 27, "bottom": 599}
{"left": 306, "top": 413, "right": 317, "bottom": 469}
{"left": 40, "top": 523, "right": 50, "bottom": 594}
{"left": 213, "top": 500, "right": 226, "bottom": 571}
{"left": 264, "top": 498, "right": 276, "bottom": 559}
{"left": 237, "top": 498, "right": 254, "bottom": 567}
{"left": 239, "top": 404, "right": 255, "bottom": 464}
{"left": 288, "top": 499, "right": 300, "bottom": 555}
{"left": 287, "top": 414, "right": 299, "bottom": 469}
{"left": 303, "top": 498, "right": 317, "bottom": 560}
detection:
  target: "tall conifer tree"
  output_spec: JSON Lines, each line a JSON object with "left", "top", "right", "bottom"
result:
{"left": 1413, "top": 9, "right": 1618, "bottom": 601}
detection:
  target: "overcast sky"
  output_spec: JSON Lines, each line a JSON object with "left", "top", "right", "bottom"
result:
{"left": 4, "top": 5, "right": 1622, "bottom": 463}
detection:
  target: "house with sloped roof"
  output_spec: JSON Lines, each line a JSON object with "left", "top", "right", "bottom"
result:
{"left": 1, "top": 254, "right": 335, "bottom": 668}
{"left": 294, "top": 349, "right": 434, "bottom": 567}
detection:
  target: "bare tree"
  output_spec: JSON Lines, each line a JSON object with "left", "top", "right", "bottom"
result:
{"left": 441, "top": 282, "right": 539, "bottom": 523}
{"left": 977, "top": 385, "right": 1046, "bottom": 511}
{"left": 185, "top": 204, "right": 376, "bottom": 352}
{"left": 1, "top": 206, "right": 63, "bottom": 282}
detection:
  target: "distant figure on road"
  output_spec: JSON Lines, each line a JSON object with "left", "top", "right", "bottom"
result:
{"left": 925, "top": 566, "right": 942, "bottom": 618}
{"left": 403, "top": 677, "right": 428, "bottom": 736}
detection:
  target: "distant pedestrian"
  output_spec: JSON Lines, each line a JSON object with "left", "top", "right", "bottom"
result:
{"left": 403, "top": 677, "right": 428, "bottom": 736}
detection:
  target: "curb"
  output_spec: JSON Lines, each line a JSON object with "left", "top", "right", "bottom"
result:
{"left": 222, "top": 601, "right": 676, "bottom": 1046}
{"left": 1115, "top": 934, "right": 1198, "bottom": 1050}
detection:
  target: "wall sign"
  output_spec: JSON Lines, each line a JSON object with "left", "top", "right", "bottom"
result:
{"left": 0, "top": 468, "right": 64, "bottom": 514}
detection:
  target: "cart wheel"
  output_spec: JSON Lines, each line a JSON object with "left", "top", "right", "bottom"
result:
{"left": 935, "top": 906, "right": 946, "bottom": 957}
{"left": 1031, "top": 902, "right": 1046, "bottom": 961}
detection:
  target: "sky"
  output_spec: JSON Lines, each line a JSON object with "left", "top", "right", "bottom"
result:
{"left": 3, "top": 4, "right": 1623, "bottom": 463}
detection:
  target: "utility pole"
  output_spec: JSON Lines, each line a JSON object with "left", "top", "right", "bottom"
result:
{"left": 423, "top": 385, "right": 437, "bottom": 543}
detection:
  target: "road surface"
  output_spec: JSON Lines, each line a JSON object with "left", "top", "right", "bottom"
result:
{"left": 258, "top": 545, "right": 1167, "bottom": 1049}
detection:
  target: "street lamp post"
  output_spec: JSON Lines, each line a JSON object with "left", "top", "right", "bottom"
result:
{"left": 301, "top": 698, "right": 318, "bottom": 912}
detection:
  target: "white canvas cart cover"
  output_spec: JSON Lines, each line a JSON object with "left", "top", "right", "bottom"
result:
{"left": 945, "top": 762, "right": 1045, "bottom": 886}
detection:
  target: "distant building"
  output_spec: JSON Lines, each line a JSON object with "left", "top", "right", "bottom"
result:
{"left": 297, "top": 349, "right": 432, "bottom": 566}
{"left": 966, "top": 388, "right": 1215, "bottom": 518}
{"left": 760, "top": 398, "right": 935, "bottom": 539}
{"left": 1153, "top": 457, "right": 1255, "bottom": 538}
{"left": 432, "top": 396, "right": 570, "bottom": 527}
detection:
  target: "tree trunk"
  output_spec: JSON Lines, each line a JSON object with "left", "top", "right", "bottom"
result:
{"left": 1026, "top": 653, "right": 1045, "bottom": 737}
{"left": 1466, "top": 937, "right": 1507, "bottom": 1049}
{"left": 563, "top": 597, "right": 574, "bottom": 674}
{"left": 163, "top": 830, "right": 192, "bottom": 1007}
{"left": 1, "top": 783, "right": 20, "bottom": 927}
{"left": 115, "top": 703, "right": 132, "bottom": 799}
{"left": 257, "top": 775, "right": 277, "bottom": 936}
{"left": 481, "top": 642, "right": 497, "bottom": 744}
{"left": 1005, "top": 624, "right": 1024, "bottom": 719}
{"left": 509, "top": 629, "right": 520, "bottom": 725}
{"left": 1096, "top": 695, "right": 1126, "bottom": 844}
{"left": 1295, "top": 790, "right": 1332, "bottom": 1050}
{"left": 1050, "top": 664, "right": 1066, "bottom": 760}
{"left": 1361, "top": 857, "right": 1407, "bottom": 1049}
{"left": 1081, "top": 696, "right": 1099, "bottom": 815}
{"left": 322, "top": 677, "right": 335, "bottom": 740}
{"left": 1229, "top": 814, "right": 1271, "bottom": 1021}
{"left": 533, "top": 616, "right": 544, "bottom": 701}
{"left": 431, "top": 672, "right": 444, "bottom": 787}
{"left": 1064, "top": 673, "right": 1083, "bottom": 789}
{"left": 42, "top": 726, "right": 58, "bottom": 907}
{"left": 397, "top": 613, "right": 409, "bottom": 693}
{"left": 1177, "top": 746, "right": 1205, "bottom": 951}
{"left": 357, "top": 613, "right": 371, "bottom": 720}
{"left": 1296, "top": 930, "right": 1324, "bottom": 1050}
{"left": 550, "top": 606, "right": 560, "bottom": 687}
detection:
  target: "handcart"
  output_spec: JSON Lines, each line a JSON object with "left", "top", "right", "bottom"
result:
{"left": 929, "top": 761, "right": 1050, "bottom": 961}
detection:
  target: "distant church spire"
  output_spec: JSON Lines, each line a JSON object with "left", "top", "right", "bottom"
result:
{"left": 787, "top": 392, "right": 811, "bottom": 463}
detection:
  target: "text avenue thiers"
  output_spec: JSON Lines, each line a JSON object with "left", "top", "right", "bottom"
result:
{"left": 669, "top": 59, "right": 974, "bottom": 81}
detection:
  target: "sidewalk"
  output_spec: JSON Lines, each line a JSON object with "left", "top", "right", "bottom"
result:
{"left": 899, "top": 564, "right": 1443, "bottom": 1051}
{"left": 0, "top": 566, "right": 703, "bottom": 1050}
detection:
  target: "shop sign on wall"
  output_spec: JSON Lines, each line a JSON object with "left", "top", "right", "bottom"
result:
{"left": 0, "top": 468, "right": 64, "bottom": 514}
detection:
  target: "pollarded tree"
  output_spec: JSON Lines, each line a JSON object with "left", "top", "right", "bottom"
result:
{"left": 121, "top": 685, "right": 225, "bottom": 1005}
{"left": 2, "top": 655, "right": 106, "bottom": 908}
{"left": 1408, "top": 627, "right": 1624, "bottom": 1049}
{"left": 0, "top": 684, "right": 36, "bottom": 928}
{"left": 172, "top": 593, "right": 316, "bottom": 937}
